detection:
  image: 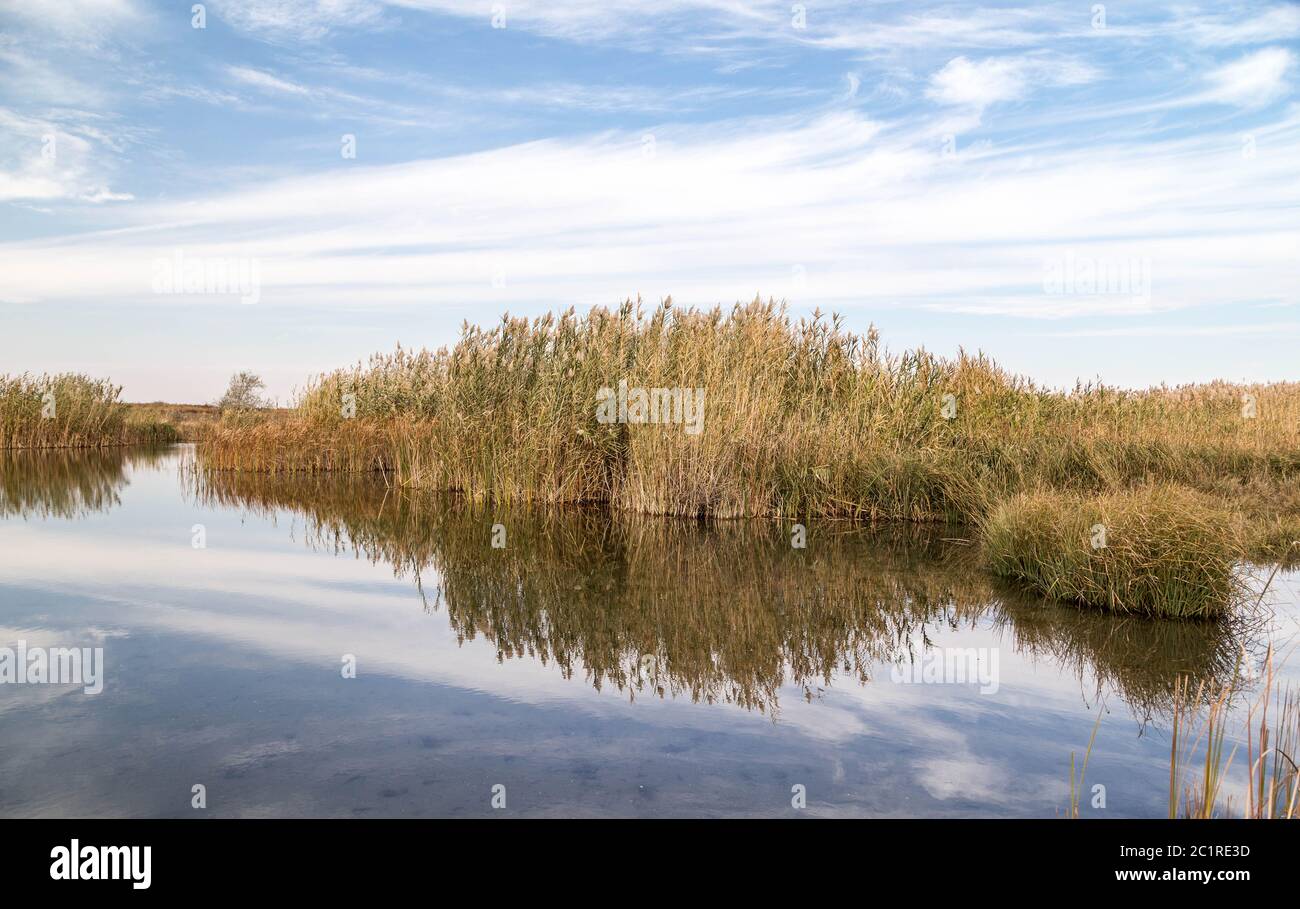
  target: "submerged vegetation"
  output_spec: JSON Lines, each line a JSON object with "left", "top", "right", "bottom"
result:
{"left": 199, "top": 298, "right": 1300, "bottom": 618}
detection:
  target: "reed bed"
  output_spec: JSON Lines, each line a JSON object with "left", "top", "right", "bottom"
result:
{"left": 0, "top": 373, "right": 179, "bottom": 449}
{"left": 198, "top": 298, "right": 1300, "bottom": 616}
{"left": 124, "top": 402, "right": 222, "bottom": 441}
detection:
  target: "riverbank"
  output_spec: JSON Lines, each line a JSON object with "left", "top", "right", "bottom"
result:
{"left": 7, "top": 301, "right": 1297, "bottom": 617}
{"left": 0, "top": 375, "right": 282, "bottom": 449}
{"left": 195, "top": 300, "right": 1299, "bottom": 618}
{"left": 0, "top": 374, "right": 180, "bottom": 449}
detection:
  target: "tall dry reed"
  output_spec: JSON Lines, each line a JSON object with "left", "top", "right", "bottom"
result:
{"left": 199, "top": 298, "right": 1300, "bottom": 614}
{"left": 1, "top": 373, "right": 179, "bottom": 449}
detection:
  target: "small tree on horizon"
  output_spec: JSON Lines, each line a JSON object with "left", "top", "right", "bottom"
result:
{"left": 216, "top": 371, "right": 269, "bottom": 411}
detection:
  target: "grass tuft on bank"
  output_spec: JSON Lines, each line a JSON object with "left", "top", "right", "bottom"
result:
{"left": 981, "top": 485, "right": 1246, "bottom": 619}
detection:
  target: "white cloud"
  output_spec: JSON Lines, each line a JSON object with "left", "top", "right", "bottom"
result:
{"left": 1184, "top": 5, "right": 1300, "bottom": 46}
{"left": 0, "top": 0, "right": 141, "bottom": 42}
{"left": 0, "top": 108, "right": 134, "bottom": 204}
{"left": 811, "top": 9, "right": 1060, "bottom": 53}
{"left": 218, "top": 0, "right": 1065, "bottom": 56}
{"left": 0, "top": 44, "right": 110, "bottom": 108}
{"left": 208, "top": 0, "right": 388, "bottom": 41}
{"left": 927, "top": 56, "right": 1029, "bottom": 109}
{"left": 226, "top": 65, "right": 313, "bottom": 96}
{"left": 0, "top": 106, "right": 1294, "bottom": 318}
{"left": 389, "top": 0, "right": 771, "bottom": 45}
{"left": 1203, "top": 47, "right": 1295, "bottom": 107}
{"left": 926, "top": 54, "right": 1098, "bottom": 111}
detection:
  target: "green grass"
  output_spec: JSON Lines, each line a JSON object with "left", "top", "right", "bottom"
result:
{"left": 981, "top": 485, "right": 1247, "bottom": 618}
{"left": 1168, "top": 647, "right": 1299, "bottom": 818}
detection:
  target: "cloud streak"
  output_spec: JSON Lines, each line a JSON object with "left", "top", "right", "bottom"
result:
{"left": 2, "top": 102, "right": 1295, "bottom": 320}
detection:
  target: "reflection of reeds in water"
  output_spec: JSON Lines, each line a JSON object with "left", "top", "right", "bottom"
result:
{"left": 190, "top": 466, "right": 1251, "bottom": 717}
{"left": 0, "top": 447, "right": 171, "bottom": 519}
{"left": 992, "top": 605, "right": 1245, "bottom": 721}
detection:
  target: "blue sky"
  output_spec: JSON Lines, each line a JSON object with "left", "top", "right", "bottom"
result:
{"left": 0, "top": 1, "right": 1297, "bottom": 402}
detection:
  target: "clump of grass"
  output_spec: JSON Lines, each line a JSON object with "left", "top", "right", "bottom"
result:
{"left": 981, "top": 485, "right": 1246, "bottom": 619}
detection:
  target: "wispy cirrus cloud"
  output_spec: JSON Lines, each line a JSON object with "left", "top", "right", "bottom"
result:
{"left": 2, "top": 104, "right": 1294, "bottom": 319}
{"left": 0, "top": 107, "right": 135, "bottom": 204}
{"left": 0, "top": 0, "right": 144, "bottom": 44}
{"left": 1202, "top": 46, "right": 1295, "bottom": 106}
{"left": 226, "top": 65, "right": 314, "bottom": 96}
{"left": 1179, "top": 4, "right": 1300, "bottom": 46}
{"left": 207, "top": 0, "right": 389, "bottom": 41}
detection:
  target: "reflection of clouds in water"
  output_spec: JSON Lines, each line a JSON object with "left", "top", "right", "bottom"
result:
{"left": 0, "top": 526, "right": 766, "bottom": 725}
{"left": 917, "top": 758, "right": 1009, "bottom": 802}
{"left": 1, "top": 449, "right": 1291, "bottom": 817}
{"left": 0, "top": 624, "right": 127, "bottom": 647}
{"left": 913, "top": 754, "right": 1069, "bottom": 811}
{"left": 0, "top": 522, "right": 1199, "bottom": 745}
{"left": 0, "top": 623, "right": 124, "bottom": 715}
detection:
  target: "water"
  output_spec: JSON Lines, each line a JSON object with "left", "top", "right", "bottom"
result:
{"left": 1, "top": 445, "right": 1295, "bottom": 818}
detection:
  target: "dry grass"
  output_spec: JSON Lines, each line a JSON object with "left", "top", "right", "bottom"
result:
{"left": 125, "top": 402, "right": 223, "bottom": 441}
{"left": 197, "top": 298, "right": 1300, "bottom": 615}
{"left": 1169, "top": 646, "right": 1300, "bottom": 819}
{"left": 0, "top": 373, "right": 180, "bottom": 449}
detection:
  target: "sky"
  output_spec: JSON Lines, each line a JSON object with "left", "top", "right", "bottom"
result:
{"left": 0, "top": 0, "right": 1297, "bottom": 403}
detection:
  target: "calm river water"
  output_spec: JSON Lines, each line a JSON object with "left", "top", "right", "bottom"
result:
{"left": 1, "top": 445, "right": 1295, "bottom": 817}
